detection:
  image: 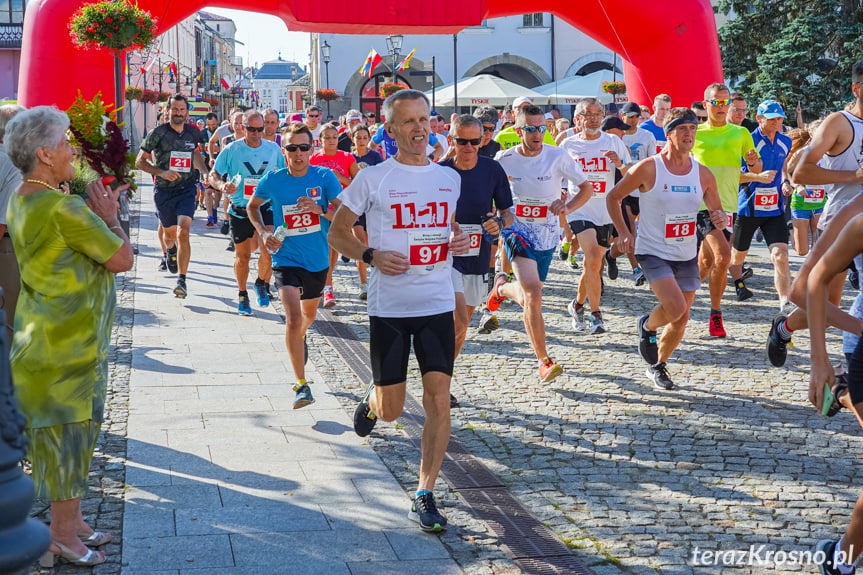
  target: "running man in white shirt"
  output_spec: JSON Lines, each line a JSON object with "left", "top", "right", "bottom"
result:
{"left": 328, "top": 89, "right": 470, "bottom": 533}
{"left": 607, "top": 107, "right": 724, "bottom": 390}
{"left": 490, "top": 104, "right": 594, "bottom": 382}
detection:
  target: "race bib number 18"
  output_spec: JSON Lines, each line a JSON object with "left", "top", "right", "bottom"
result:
{"left": 454, "top": 224, "right": 482, "bottom": 258}
{"left": 169, "top": 151, "right": 192, "bottom": 173}
{"left": 408, "top": 229, "right": 449, "bottom": 274}
{"left": 664, "top": 213, "right": 697, "bottom": 244}
{"left": 281, "top": 204, "right": 321, "bottom": 236}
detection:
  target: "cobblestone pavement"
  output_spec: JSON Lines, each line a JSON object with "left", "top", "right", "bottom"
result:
{"left": 315, "top": 247, "right": 863, "bottom": 575}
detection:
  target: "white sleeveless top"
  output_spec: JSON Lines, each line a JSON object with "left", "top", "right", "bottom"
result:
{"left": 635, "top": 156, "right": 704, "bottom": 261}
{"left": 819, "top": 110, "right": 863, "bottom": 230}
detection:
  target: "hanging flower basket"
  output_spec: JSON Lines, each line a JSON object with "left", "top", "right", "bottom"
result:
{"left": 379, "top": 82, "right": 409, "bottom": 99}
{"left": 69, "top": 0, "right": 158, "bottom": 55}
{"left": 124, "top": 86, "right": 143, "bottom": 101}
{"left": 601, "top": 81, "right": 626, "bottom": 95}
{"left": 157, "top": 91, "right": 171, "bottom": 102}
{"left": 316, "top": 88, "right": 339, "bottom": 101}
{"left": 203, "top": 97, "right": 220, "bottom": 107}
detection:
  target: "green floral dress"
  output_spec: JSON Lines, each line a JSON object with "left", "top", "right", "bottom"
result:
{"left": 8, "top": 187, "right": 123, "bottom": 500}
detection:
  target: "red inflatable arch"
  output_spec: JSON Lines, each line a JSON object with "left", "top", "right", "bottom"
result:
{"left": 19, "top": 0, "right": 722, "bottom": 111}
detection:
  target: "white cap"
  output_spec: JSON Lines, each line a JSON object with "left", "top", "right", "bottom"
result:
{"left": 346, "top": 113, "right": 362, "bottom": 122}
{"left": 544, "top": 113, "right": 554, "bottom": 120}
{"left": 513, "top": 96, "right": 532, "bottom": 108}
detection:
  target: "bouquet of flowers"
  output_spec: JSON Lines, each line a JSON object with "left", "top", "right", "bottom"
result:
{"left": 69, "top": 0, "right": 157, "bottom": 55}
{"left": 379, "top": 82, "right": 409, "bottom": 99}
{"left": 66, "top": 91, "right": 137, "bottom": 199}
{"left": 601, "top": 81, "right": 626, "bottom": 95}
{"left": 316, "top": 88, "right": 339, "bottom": 101}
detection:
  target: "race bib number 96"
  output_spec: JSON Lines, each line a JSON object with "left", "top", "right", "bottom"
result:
{"left": 515, "top": 198, "right": 550, "bottom": 224}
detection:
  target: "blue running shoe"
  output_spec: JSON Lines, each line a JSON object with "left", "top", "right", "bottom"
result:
{"left": 408, "top": 492, "right": 447, "bottom": 532}
{"left": 238, "top": 293, "right": 252, "bottom": 316}
{"left": 255, "top": 282, "right": 270, "bottom": 307}
{"left": 292, "top": 383, "right": 314, "bottom": 409}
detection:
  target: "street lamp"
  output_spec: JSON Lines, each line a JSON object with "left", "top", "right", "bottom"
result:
{"left": 386, "top": 34, "right": 403, "bottom": 84}
{"left": 321, "top": 40, "right": 331, "bottom": 119}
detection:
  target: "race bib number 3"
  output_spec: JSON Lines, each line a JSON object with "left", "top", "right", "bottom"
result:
{"left": 804, "top": 186, "right": 825, "bottom": 204}
{"left": 169, "top": 151, "right": 192, "bottom": 173}
{"left": 408, "top": 229, "right": 449, "bottom": 274}
{"left": 282, "top": 204, "right": 321, "bottom": 236}
{"left": 515, "top": 197, "right": 550, "bottom": 224}
{"left": 664, "top": 213, "right": 697, "bottom": 244}
{"left": 754, "top": 187, "right": 779, "bottom": 212}
{"left": 243, "top": 178, "right": 261, "bottom": 198}
{"left": 455, "top": 224, "right": 482, "bottom": 258}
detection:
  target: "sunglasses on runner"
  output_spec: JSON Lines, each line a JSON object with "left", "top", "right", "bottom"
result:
{"left": 709, "top": 98, "right": 731, "bottom": 106}
{"left": 243, "top": 125, "right": 264, "bottom": 132}
{"left": 454, "top": 137, "right": 482, "bottom": 146}
{"left": 483, "top": 125, "right": 495, "bottom": 133}
{"left": 520, "top": 125, "right": 547, "bottom": 134}
{"left": 284, "top": 143, "right": 312, "bottom": 152}
{"left": 697, "top": 116, "right": 708, "bottom": 123}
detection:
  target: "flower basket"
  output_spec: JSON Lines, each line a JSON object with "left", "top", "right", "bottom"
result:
{"left": 379, "top": 82, "right": 409, "bottom": 99}
{"left": 69, "top": 0, "right": 158, "bottom": 55}
{"left": 601, "top": 81, "right": 626, "bottom": 95}
{"left": 316, "top": 88, "right": 339, "bottom": 101}
{"left": 124, "top": 86, "right": 143, "bottom": 101}
{"left": 157, "top": 91, "right": 171, "bottom": 102}
{"left": 203, "top": 97, "right": 220, "bottom": 107}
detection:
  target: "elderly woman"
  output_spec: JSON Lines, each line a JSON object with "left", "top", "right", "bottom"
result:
{"left": 5, "top": 106, "right": 133, "bottom": 567}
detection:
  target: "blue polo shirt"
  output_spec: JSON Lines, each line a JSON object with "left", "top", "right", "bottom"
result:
{"left": 640, "top": 119, "right": 666, "bottom": 144}
{"left": 371, "top": 129, "right": 438, "bottom": 158}
{"left": 737, "top": 127, "right": 791, "bottom": 218}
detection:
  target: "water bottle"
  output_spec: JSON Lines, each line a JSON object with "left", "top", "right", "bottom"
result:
{"left": 230, "top": 173, "right": 242, "bottom": 189}
{"left": 269, "top": 225, "right": 289, "bottom": 254}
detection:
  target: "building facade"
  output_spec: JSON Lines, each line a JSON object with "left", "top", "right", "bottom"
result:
{"left": 0, "top": 0, "right": 25, "bottom": 101}
{"left": 252, "top": 57, "right": 307, "bottom": 113}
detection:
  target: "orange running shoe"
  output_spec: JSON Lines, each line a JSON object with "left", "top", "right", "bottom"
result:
{"left": 539, "top": 357, "right": 563, "bottom": 383}
{"left": 486, "top": 272, "right": 510, "bottom": 312}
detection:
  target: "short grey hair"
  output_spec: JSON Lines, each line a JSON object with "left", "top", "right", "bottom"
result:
{"left": 382, "top": 89, "right": 430, "bottom": 123}
{"left": 262, "top": 107, "right": 279, "bottom": 119}
{"left": 450, "top": 114, "right": 482, "bottom": 133}
{"left": 5, "top": 106, "right": 69, "bottom": 174}
{"left": 243, "top": 110, "right": 263, "bottom": 124}
{"left": 473, "top": 105, "right": 498, "bottom": 126}
{"left": 0, "top": 104, "right": 25, "bottom": 143}
{"left": 575, "top": 98, "right": 601, "bottom": 116}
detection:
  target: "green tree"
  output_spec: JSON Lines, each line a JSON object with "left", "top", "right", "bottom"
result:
{"left": 717, "top": 0, "right": 863, "bottom": 121}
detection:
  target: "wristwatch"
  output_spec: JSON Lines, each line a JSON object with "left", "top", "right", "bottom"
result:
{"left": 362, "top": 247, "right": 376, "bottom": 266}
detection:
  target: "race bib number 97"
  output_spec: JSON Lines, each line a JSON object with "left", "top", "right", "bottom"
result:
{"left": 281, "top": 204, "right": 321, "bottom": 236}
{"left": 408, "top": 229, "right": 449, "bottom": 274}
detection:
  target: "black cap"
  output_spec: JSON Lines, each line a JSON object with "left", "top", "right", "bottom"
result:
{"left": 621, "top": 102, "right": 641, "bottom": 117}
{"left": 601, "top": 116, "right": 629, "bottom": 132}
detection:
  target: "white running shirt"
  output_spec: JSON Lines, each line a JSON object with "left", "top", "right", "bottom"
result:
{"left": 818, "top": 110, "right": 863, "bottom": 230}
{"left": 338, "top": 158, "right": 461, "bottom": 318}
{"left": 495, "top": 144, "right": 587, "bottom": 251}
{"left": 560, "top": 132, "right": 631, "bottom": 226}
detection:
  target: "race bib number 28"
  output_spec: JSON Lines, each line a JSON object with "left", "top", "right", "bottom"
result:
{"left": 281, "top": 204, "right": 321, "bottom": 236}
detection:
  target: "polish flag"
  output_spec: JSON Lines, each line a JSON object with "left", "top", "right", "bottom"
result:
{"left": 220, "top": 76, "right": 231, "bottom": 90}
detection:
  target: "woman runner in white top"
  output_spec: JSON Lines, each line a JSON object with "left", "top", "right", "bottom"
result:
{"left": 607, "top": 107, "right": 723, "bottom": 391}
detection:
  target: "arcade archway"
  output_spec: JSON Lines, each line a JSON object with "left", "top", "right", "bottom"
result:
{"left": 19, "top": 0, "right": 722, "bottom": 110}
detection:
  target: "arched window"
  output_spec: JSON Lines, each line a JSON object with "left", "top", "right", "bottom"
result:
{"left": 360, "top": 73, "right": 411, "bottom": 120}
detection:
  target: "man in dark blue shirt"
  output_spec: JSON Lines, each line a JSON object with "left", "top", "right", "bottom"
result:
{"left": 440, "top": 114, "right": 513, "bottom": 406}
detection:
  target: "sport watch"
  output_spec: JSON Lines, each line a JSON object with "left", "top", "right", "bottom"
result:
{"left": 362, "top": 247, "right": 376, "bottom": 266}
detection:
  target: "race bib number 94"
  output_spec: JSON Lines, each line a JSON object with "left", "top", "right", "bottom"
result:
{"left": 408, "top": 229, "right": 449, "bottom": 274}
{"left": 754, "top": 188, "right": 779, "bottom": 212}
{"left": 515, "top": 197, "right": 550, "bottom": 224}
{"left": 281, "top": 204, "right": 321, "bottom": 236}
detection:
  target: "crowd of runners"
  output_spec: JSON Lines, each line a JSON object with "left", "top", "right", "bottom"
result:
{"left": 134, "top": 60, "right": 863, "bottom": 572}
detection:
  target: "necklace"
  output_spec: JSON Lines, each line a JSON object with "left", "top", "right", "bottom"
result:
{"left": 25, "top": 179, "right": 59, "bottom": 192}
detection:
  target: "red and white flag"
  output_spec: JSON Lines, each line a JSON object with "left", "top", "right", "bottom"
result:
{"left": 220, "top": 76, "right": 231, "bottom": 90}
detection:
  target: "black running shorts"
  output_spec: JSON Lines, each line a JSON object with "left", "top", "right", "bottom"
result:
{"left": 732, "top": 213, "right": 789, "bottom": 252}
{"left": 369, "top": 312, "right": 455, "bottom": 386}
{"left": 272, "top": 266, "right": 328, "bottom": 300}
{"left": 229, "top": 206, "right": 274, "bottom": 244}
{"left": 569, "top": 220, "right": 616, "bottom": 248}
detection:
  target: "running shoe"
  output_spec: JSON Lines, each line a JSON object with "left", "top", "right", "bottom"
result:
{"left": 568, "top": 254, "right": 580, "bottom": 269}
{"left": 558, "top": 241, "right": 570, "bottom": 261}
{"left": 633, "top": 267, "right": 646, "bottom": 286}
{"left": 741, "top": 265, "right": 754, "bottom": 281}
{"left": 450, "top": 393, "right": 459, "bottom": 409}
{"left": 850, "top": 269, "right": 860, "bottom": 291}
{"left": 766, "top": 314, "right": 791, "bottom": 367}
{"left": 254, "top": 282, "right": 270, "bottom": 307}
{"left": 166, "top": 246, "right": 178, "bottom": 274}
{"left": 220, "top": 220, "right": 230, "bottom": 235}
{"left": 567, "top": 300, "right": 587, "bottom": 331}
{"left": 709, "top": 312, "right": 727, "bottom": 338}
{"left": 814, "top": 539, "right": 855, "bottom": 575}
{"left": 477, "top": 309, "right": 499, "bottom": 334}
{"left": 206, "top": 217, "right": 215, "bottom": 227}
{"left": 359, "top": 283, "right": 368, "bottom": 301}
{"left": 226, "top": 241, "right": 235, "bottom": 252}
{"left": 780, "top": 301, "right": 796, "bottom": 316}
{"left": 605, "top": 248, "right": 618, "bottom": 280}
{"left": 238, "top": 293, "right": 252, "bottom": 316}
{"left": 589, "top": 312, "right": 605, "bottom": 335}
{"left": 539, "top": 357, "right": 563, "bottom": 383}
{"left": 734, "top": 279, "right": 753, "bottom": 301}
{"left": 638, "top": 314, "right": 658, "bottom": 365}
{"left": 408, "top": 492, "right": 447, "bottom": 532}
{"left": 486, "top": 272, "right": 510, "bottom": 312}
{"left": 292, "top": 383, "right": 315, "bottom": 409}
{"left": 157, "top": 256, "right": 167, "bottom": 272}
{"left": 322, "top": 288, "right": 335, "bottom": 308}
{"left": 353, "top": 381, "right": 378, "bottom": 437}
{"left": 173, "top": 277, "right": 187, "bottom": 299}
{"left": 341, "top": 254, "right": 350, "bottom": 264}
{"left": 646, "top": 362, "right": 674, "bottom": 390}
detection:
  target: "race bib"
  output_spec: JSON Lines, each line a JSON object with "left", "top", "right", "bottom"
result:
{"left": 587, "top": 171, "right": 612, "bottom": 196}
{"left": 656, "top": 142, "right": 666, "bottom": 154}
{"left": 726, "top": 212, "right": 735, "bottom": 229}
{"left": 281, "top": 204, "right": 321, "bottom": 236}
{"left": 408, "top": 229, "right": 449, "bottom": 274}
{"left": 804, "top": 185, "right": 825, "bottom": 204}
{"left": 664, "top": 213, "right": 696, "bottom": 244}
{"left": 455, "top": 224, "right": 482, "bottom": 258}
{"left": 170, "top": 151, "right": 192, "bottom": 173}
{"left": 243, "top": 178, "right": 261, "bottom": 198}
{"left": 515, "top": 197, "right": 550, "bottom": 224}
{"left": 754, "top": 187, "right": 779, "bottom": 212}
